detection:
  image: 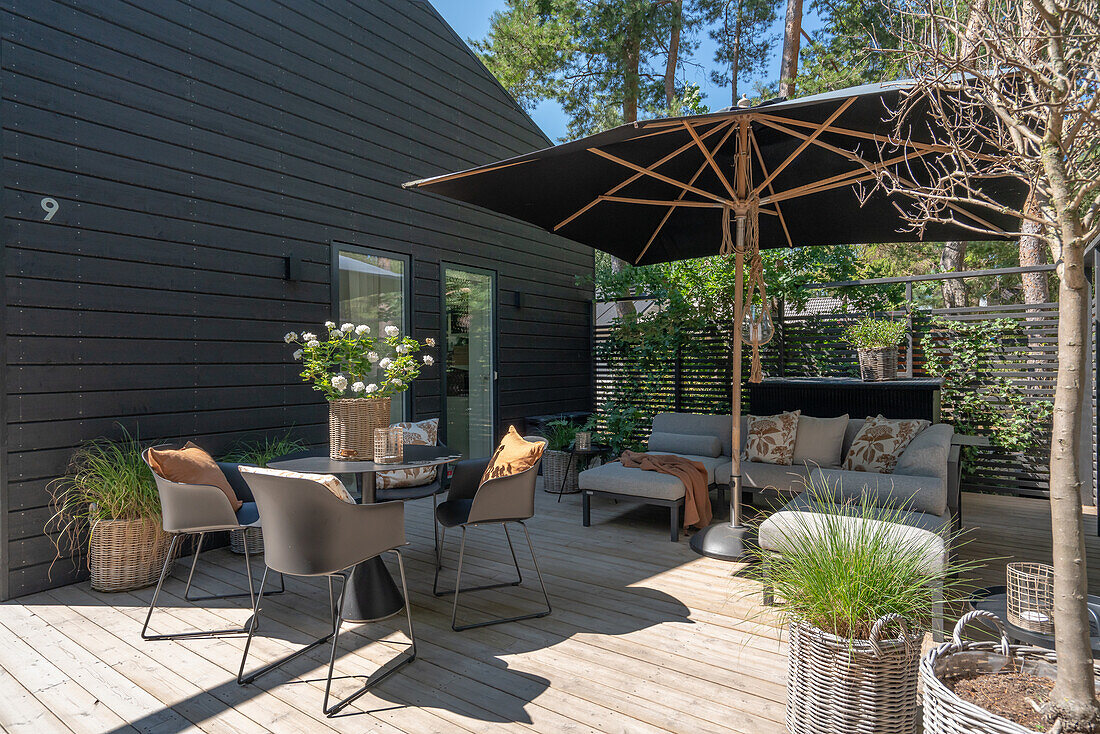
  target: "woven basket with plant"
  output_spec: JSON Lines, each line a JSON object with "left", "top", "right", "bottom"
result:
{"left": 541, "top": 418, "right": 581, "bottom": 494}
{"left": 844, "top": 316, "right": 907, "bottom": 381}
{"left": 49, "top": 429, "right": 176, "bottom": 593}
{"left": 220, "top": 432, "right": 307, "bottom": 555}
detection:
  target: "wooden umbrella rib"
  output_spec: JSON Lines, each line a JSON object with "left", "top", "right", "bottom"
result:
{"left": 405, "top": 159, "right": 534, "bottom": 188}
{"left": 588, "top": 148, "right": 734, "bottom": 207}
{"left": 554, "top": 120, "right": 734, "bottom": 232}
{"left": 684, "top": 121, "right": 737, "bottom": 200}
{"left": 748, "top": 129, "right": 793, "bottom": 248}
{"left": 600, "top": 196, "right": 723, "bottom": 207}
{"left": 751, "top": 97, "right": 856, "bottom": 197}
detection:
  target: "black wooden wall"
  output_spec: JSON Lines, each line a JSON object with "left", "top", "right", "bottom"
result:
{"left": 0, "top": 0, "right": 594, "bottom": 599}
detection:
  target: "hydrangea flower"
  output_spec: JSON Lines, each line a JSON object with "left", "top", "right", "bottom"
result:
{"left": 306, "top": 339, "right": 320, "bottom": 348}
{"left": 425, "top": 337, "right": 436, "bottom": 347}
{"left": 331, "top": 375, "right": 348, "bottom": 391}
{"left": 324, "top": 321, "right": 336, "bottom": 329}
{"left": 385, "top": 325, "right": 399, "bottom": 337}
{"left": 355, "top": 325, "right": 370, "bottom": 335}
{"left": 284, "top": 332, "right": 298, "bottom": 344}
{"left": 395, "top": 343, "right": 410, "bottom": 354}
{"left": 365, "top": 383, "right": 378, "bottom": 394}
{"left": 340, "top": 322, "right": 354, "bottom": 333}
{"left": 351, "top": 381, "right": 365, "bottom": 393}
{"left": 292, "top": 349, "right": 303, "bottom": 360}
{"left": 302, "top": 332, "right": 316, "bottom": 341}
{"left": 367, "top": 351, "right": 379, "bottom": 363}
{"left": 379, "top": 358, "right": 393, "bottom": 370}
{"left": 423, "top": 354, "right": 434, "bottom": 366}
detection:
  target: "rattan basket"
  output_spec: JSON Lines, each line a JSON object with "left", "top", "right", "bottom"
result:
{"left": 542, "top": 449, "right": 579, "bottom": 494}
{"left": 857, "top": 346, "right": 899, "bottom": 381}
{"left": 88, "top": 517, "right": 176, "bottom": 592}
{"left": 1006, "top": 562, "right": 1055, "bottom": 634}
{"left": 328, "top": 397, "right": 390, "bottom": 461}
{"left": 787, "top": 615, "right": 923, "bottom": 734}
{"left": 229, "top": 526, "right": 263, "bottom": 555}
{"left": 921, "top": 610, "right": 1093, "bottom": 734}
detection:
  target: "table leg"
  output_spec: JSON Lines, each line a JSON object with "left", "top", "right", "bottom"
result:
{"left": 557, "top": 450, "right": 575, "bottom": 502}
{"left": 341, "top": 472, "right": 404, "bottom": 623}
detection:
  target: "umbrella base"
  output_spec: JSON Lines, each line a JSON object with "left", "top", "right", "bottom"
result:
{"left": 689, "top": 523, "right": 755, "bottom": 561}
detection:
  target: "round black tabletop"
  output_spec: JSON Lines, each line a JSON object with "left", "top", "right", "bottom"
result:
{"left": 269, "top": 444, "right": 461, "bottom": 474}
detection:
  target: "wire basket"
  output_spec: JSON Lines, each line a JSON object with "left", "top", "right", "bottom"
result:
{"left": 229, "top": 526, "right": 264, "bottom": 555}
{"left": 1006, "top": 562, "right": 1055, "bottom": 634}
{"left": 328, "top": 397, "right": 390, "bottom": 461}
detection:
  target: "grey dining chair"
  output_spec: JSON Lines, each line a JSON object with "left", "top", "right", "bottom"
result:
{"left": 376, "top": 443, "right": 447, "bottom": 558}
{"left": 433, "top": 436, "right": 552, "bottom": 631}
{"left": 236, "top": 468, "right": 416, "bottom": 718}
{"left": 141, "top": 446, "right": 284, "bottom": 641}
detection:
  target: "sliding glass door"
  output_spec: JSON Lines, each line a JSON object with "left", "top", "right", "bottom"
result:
{"left": 443, "top": 265, "right": 495, "bottom": 458}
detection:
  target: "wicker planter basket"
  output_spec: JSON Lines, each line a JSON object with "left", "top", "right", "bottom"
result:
{"left": 921, "top": 611, "right": 1096, "bottom": 734}
{"left": 787, "top": 615, "right": 923, "bottom": 734}
{"left": 857, "top": 346, "right": 899, "bottom": 381}
{"left": 89, "top": 517, "right": 176, "bottom": 592}
{"left": 329, "top": 397, "right": 390, "bottom": 461}
{"left": 229, "top": 527, "right": 264, "bottom": 555}
{"left": 543, "top": 449, "right": 579, "bottom": 494}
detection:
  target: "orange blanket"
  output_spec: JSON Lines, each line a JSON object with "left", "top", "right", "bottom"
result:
{"left": 619, "top": 451, "right": 712, "bottom": 530}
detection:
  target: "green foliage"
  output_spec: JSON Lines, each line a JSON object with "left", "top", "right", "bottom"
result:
{"left": 542, "top": 418, "right": 581, "bottom": 452}
{"left": 921, "top": 316, "right": 1052, "bottom": 455}
{"left": 221, "top": 432, "right": 308, "bottom": 467}
{"left": 585, "top": 402, "right": 646, "bottom": 456}
{"left": 701, "top": 0, "right": 781, "bottom": 104}
{"left": 751, "top": 479, "right": 975, "bottom": 639}
{"left": 286, "top": 321, "right": 434, "bottom": 402}
{"left": 843, "top": 316, "right": 907, "bottom": 349}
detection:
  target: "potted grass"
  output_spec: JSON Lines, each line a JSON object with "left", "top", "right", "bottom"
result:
{"left": 220, "top": 431, "right": 307, "bottom": 555}
{"left": 541, "top": 417, "right": 581, "bottom": 494}
{"left": 48, "top": 429, "right": 173, "bottom": 592}
{"left": 754, "top": 481, "right": 972, "bottom": 734}
{"left": 844, "top": 316, "right": 907, "bottom": 381}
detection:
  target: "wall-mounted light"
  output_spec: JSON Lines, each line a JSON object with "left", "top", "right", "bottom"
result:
{"left": 284, "top": 255, "right": 302, "bottom": 280}
{"left": 513, "top": 290, "right": 524, "bottom": 308}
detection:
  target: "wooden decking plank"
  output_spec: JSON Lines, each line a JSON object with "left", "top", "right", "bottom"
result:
{"left": 0, "top": 663, "right": 74, "bottom": 734}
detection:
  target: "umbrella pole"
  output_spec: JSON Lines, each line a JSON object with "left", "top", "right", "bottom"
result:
{"left": 690, "top": 215, "right": 754, "bottom": 561}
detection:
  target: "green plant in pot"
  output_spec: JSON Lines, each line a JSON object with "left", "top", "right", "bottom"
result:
{"left": 220, "top": 431, "right": 308, "bottom": 555}
{"left": 844, "top": 316, "right": 907, "bottom": 381}
{"left": 48, "top": 429, "right": 174, "bottom": 593}
{"left": 753, "top": 479, "right": 973, "bottom": 734}
{"left": 541, "top": 417, "right": 581, "bottom": 495}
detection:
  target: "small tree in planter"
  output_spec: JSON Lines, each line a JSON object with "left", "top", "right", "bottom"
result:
{"left": 48, "top": 429, "right": 173, "bottom": 592}
{"left": 844, "top": 316, "right": 908, "bottom": 381}
{"left": 285, "top": 321, "right": 435, "bottom": 461}
{"left": 754, "top": 482, "right": 973, "bottom": 734}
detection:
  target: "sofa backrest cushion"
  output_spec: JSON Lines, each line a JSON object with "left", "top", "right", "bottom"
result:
{"left": 894, "top": 422, "right": 953, "bottom": 485}
{"left": 651, "top": 413, "right": 733, "bottom": 456}
{"left": 648, "top": 431, "right": 723, "bottom": 457}
{"left": 811, "top": 467, "right": 947, "bottom": 517}
{"left": 792, "top": 414, "right": 849, "bottom": 467}
{"left": 841, "top": 418, "right": 866, "bottom": 457}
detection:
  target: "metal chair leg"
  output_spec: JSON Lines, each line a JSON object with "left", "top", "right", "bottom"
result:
{"left": 446, "top": 521, "right": 552, "bottom": 632}
{"left": 143, "top": 533, "right": 257, "bottom": 640}
{"left": 433, "top": 522, "right": 522, "bottom": 598}
{"left": 322, "top": 551, "right": 417, "bottom": 717}
{"left": 182, "top": 530, "right": 285, "bottom": 601}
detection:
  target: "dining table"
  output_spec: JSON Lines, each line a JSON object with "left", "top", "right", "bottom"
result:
{"left": 269, "top": 444, "right": 462, "bottom": 623}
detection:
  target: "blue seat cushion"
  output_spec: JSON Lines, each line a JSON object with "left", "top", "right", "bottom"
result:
{"left": 236, "top": 501, "right": 259, "bottom": 526}
{"left": 436, "top": 499, "right": 474, "bottom": 528}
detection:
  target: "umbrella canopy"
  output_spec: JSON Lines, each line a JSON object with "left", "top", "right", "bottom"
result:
{"left": 405, "top": 81, "right": 1027, "bottom": 266}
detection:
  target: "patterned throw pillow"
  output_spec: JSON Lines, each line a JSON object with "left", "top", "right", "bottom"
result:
{"left": 238, "top": 465, "right": 355, "bottom": 503}
{"left": 742, "top": 411, "right": 801, "bottom": 466}
{"left": 480, "top": 427, "right": 545, "bottom": 486}
{"left": 843, "top": 415, "right": 931, "bottom": 473}
{"left": 376, "top": 418, "right": 440, "bottom": 489}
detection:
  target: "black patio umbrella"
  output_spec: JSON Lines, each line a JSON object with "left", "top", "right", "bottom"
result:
{"left": 404, "top": 80, "right": 1027, "bottom": 560}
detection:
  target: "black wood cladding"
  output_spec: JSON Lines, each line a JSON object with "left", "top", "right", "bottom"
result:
{"left": 0, "top": 0, "right": 594, "bottom": 598}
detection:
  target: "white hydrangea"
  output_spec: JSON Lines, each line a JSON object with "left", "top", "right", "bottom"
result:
{"left": 365, "top": 383, "right": 378, "bottom": 394}
{"left": 340, "top": 322, "right": 354, "bottom": 333}
{"left": 283, "top": 332, "right": 298, "bottom": 344}
{"left": 301, "top": 332, "right": 316, "bottom": 341}
{"left": 367, "top": 351, "right": 380, "bottom": 363}
{"left": 355, "top": 324, "right": 370, "bottom": 335}
{"left": 331, "top": 375, "right": 348, "bottom": 391}
{"left": 385, "top": 325, "right": 399, "bottom": 337}
{"left": 423, "top": 354, "right": 434, "bottom": 366}
{"left": 292, "top": 349, "right": 303, "bottom": 360}
{"left": 395, "top": 343, "right": 410, "bottom": 354}
{"left": 351, "top": 381, "right": 365, "bottom": 393}
{"left": 425, "top": 337, "right": 436, "bottom": 347}
{"left": 324, "top": 321, "right": 336, "bottom": 329}
{"left": 306, "top": 339, "right": 320, "bottom": 348}
{"left": 379, "top": 358, "right": 393, "bottom": 370}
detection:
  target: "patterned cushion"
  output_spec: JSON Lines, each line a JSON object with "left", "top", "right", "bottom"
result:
{"left": 480, "top": 427, "right": 545, "bottom": 486}
{"left": 238, "top": 465, "right": 354, "bottom": 503}
{"left": 742, "top": 411, "right": 801, "bottom": 466}
{"left": 377, "top": 418, "right": 440, "bottom": 489}
{"left": 843, "top": 415, "right": 931, "bottom": 474}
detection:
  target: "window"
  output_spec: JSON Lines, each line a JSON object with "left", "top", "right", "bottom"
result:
{"left": 336, "top": 247, "right": 408, "bottom": 421}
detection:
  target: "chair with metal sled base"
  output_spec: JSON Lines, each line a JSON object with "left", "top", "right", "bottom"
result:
{"left": 433, "top": 435, "right": 552, "bottom": 631}
{"left": 236, "top": 467, "right": 416, "bottom": 717}
{"left": 141, "top": 447, "right": 284, "bottom": 641}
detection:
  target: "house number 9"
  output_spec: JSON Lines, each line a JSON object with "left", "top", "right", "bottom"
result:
{"left": 41, "top": 197, "right": 59, "bottom": 221}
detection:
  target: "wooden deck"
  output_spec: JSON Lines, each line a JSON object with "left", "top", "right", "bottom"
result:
{"left": 2, "top": 486, "right": 1098, "bottom": 734}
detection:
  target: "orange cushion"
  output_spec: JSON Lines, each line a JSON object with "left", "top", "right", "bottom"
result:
{"left": 480, "top": 427, "right": 545, "bottom": 487}
{"left": 147, "top": 442, "right": 242, "bottom": 511}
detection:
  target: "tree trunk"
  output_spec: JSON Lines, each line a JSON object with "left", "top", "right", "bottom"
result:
{"left": 939, "top": 240, "right": 969, "bottom": 307}
{"left": 731, "top": 1, "right": 743, "bottom": 104}
{"left": 664, "top": 0, "right": 682, "bottom": 106}
{"left": 779, "top": 0, "right": 803, "bottom": 97}
{"left": 622, "top": 32, "right": 640, "bottom": 125}
{"left": 609, "top": 256, "right": 637, "bottom": 318}
{"left": 1021, "top": 199, "right": 1050, "bottom": 306}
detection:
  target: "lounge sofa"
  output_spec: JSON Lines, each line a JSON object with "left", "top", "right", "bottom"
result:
{"left": 579, "top": 412, "right": 961, "bottom": 541}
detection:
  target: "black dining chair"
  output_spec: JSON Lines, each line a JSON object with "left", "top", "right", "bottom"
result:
{"left": 236, "top": 467, "right": 416, "bottom": 717}
{"left": 433, "top": 436, "right": 552, "bottom": 631}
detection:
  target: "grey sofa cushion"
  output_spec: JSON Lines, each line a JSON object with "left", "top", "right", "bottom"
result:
{"left": 715, "top": 459, "right": 815, "bottom": 492}
{"left": 792, "top": 415, "right": 849, "bottom": 467}
{"left": 578, "top": 461, "right": 686, "bottom": 501}
{"left": 652, "top": 413, "right": 734, "bottom": 456}
{"left": 840, "top": 418, "right": 867, "bottom": 458}
{"left": 895, "top": 423, "right": 953, "bottom": 486}
{"left": 810, "top": 467, "right": 947, "bottom": 517}
{"left": 778, "top": 491, "right": 951, "bottom": 535}
{"left": 649, "top": 431, "right": 722, "bottom": 458}
{"left": 758, "top": 498, "right": 947, "bottom": 574}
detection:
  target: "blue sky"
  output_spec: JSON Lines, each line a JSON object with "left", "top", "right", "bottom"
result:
{"left": 432, "top": 0, "right": 823, "bottom": 141}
